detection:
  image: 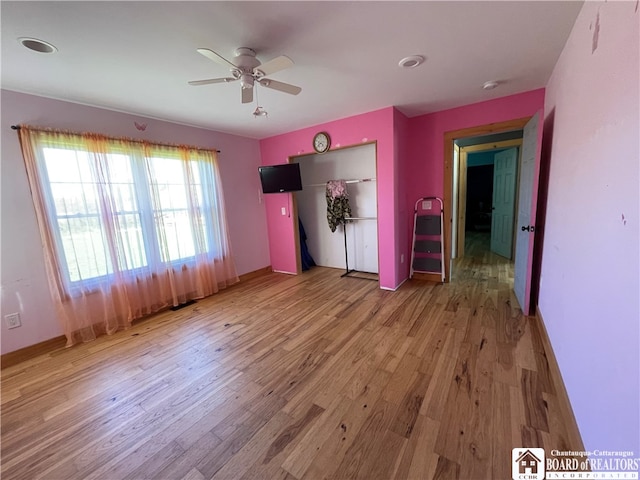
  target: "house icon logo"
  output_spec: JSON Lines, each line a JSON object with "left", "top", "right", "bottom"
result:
{"left": 512, "top": 447, "right": 545, "bottom": 480}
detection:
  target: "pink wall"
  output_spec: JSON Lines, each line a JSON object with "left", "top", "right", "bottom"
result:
{"left": 1, "top": 90, "right": 269, "bottom": 354}
{"left": 259, "top": 107, "right": 401, "bottom": 289}
{"left": 260, "top": 93, "right": 547, "bottom": 290}
{"left": 539, "top": 1, "right": 639, "bottom": 452}
{"left": 403, "top": 89, "right": 545, "bottom": 286}
{"left": 406, "top": 88, "right": 545, "bottom": 210}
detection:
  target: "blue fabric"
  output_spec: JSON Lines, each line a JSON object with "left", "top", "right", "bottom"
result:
{"left": 298, "top": 218, "right": 316, "bottom": 271}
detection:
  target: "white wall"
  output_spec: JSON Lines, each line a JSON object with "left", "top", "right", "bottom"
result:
{"left": 540, "top": 1, "right": 639, "bottom": 452}
{"left": 294, "top": 144, "right": 378, "bottom": 273}
{"left": 1, "top": 90, "right": 269, "bottom": 354}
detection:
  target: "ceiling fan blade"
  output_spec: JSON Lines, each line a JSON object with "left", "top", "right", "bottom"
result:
{"left": 196, "top": 48, "right": 237, "bottom": 69}
{"left": 259, "top": 78, "right": 302, "bottom": 95}
{"left": 254, "top": 55, "right": 294, "bottom": 77}
{"left": 242, "top": 87, "right": 253, "bottom": 104}
{"left": 188, "top": 77, "right": 237, "bottom": 86}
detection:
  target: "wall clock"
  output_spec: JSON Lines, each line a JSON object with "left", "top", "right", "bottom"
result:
{"left": 313, "top": 131, "right": 331, "bottom": 154}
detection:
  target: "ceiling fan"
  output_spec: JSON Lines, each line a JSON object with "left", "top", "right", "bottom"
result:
{"left": 188, "top": 47, "right": 302, "bottom": 104}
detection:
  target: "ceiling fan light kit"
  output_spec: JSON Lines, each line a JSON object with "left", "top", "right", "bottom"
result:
{"left": 253, "top": 106, "right": 268, "bottom": 118}
{"left": 189, "top": 46, "right": 302, "bottom": 114}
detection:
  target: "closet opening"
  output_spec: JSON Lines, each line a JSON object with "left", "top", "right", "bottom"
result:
{"left": 291, "top": 142, "right": 379, "bottom": 283}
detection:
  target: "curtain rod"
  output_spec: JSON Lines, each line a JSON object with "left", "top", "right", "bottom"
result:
{"left": 10, "top": 125, "right": 221, "bottom": 153}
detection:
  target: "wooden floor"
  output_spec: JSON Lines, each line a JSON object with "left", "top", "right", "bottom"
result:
{"left": 1, "top": 232, "right": 582, "bottom": 480}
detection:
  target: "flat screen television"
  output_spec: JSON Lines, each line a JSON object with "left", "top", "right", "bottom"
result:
{"left": 258, "top": 163, "right": 302, "bottom": 194}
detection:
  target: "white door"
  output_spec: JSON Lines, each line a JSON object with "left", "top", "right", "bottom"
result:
{"left": 490, "top": 148, "right": 518, "bottom": 259}
{"left": 514, "top": 113, "right": 541, "bottom": 314}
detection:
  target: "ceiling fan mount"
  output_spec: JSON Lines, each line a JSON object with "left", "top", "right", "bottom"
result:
{"left": 189, "top": 47, "right": 302, "bottom": 105}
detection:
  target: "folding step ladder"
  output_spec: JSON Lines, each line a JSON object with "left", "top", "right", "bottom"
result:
{"left": 410, "top": 197, "right": 445, "bottom": 282}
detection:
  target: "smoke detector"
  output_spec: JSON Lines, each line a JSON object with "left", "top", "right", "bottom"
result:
{"left": 398, "top": 55, "right": 425, "bottom": 68}
{"left": 483, "top": 80, "right": 499, "bottom": 90}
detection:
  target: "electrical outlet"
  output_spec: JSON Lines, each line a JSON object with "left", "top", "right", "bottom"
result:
{"left": 5, "top": 313, "right": 22, "bottom": 329}
{"left": 401, "top": 254, "right": 405, "bottom": 264}
{"left": 281, "top": 207, "right": 287, "bottom": 216}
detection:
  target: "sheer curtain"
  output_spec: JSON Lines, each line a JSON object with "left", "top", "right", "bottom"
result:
{"left": 18, "top": 127, "right": 238, "bottom": 346}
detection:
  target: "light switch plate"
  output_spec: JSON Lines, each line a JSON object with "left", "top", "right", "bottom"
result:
{"left": 5, "top": 313, "right": 21, "bottom": 329}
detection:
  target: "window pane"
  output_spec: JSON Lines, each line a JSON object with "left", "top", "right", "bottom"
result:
{"left": 189, "top": 160, "right": 201, "bottom": 184}
{"left": 106, "top": 153, "right": 133, "bottom": 183}
{"left": 150, "top": 157, "right": 190, "bottom": 210}
{"left": 150, "top": 157, "right": 184, "bottom": 184}
{"left": 50, "top": 183, "right": 100, "bottom": 215}
{"left": 58, "top": 216, "right": 111, "bottom": 281}
{"left": 43, "top": 147, "right": 92, "bottom": 183}
{"left": 115, "top": 214, "right": 146, "bottom": 270}
{"left": 111, "top": 183, "right": 137, "bottom": 212}
{"left": 157, "top": 210, "right": 195, "bottom": 262}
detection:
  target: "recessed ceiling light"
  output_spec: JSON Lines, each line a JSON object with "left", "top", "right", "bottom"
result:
{"left": 398, "top": 55, "right": 425, "bottom": 68}
{"left": 483, "top": 80, "right": 499, "bottom": 90}
{"left": 18, "top": 37, "right": 57, "bottom": 54}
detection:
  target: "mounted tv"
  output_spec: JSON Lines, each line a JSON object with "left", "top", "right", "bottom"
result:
{"left": 258, "top": 163, "right": 303, "bottom": 194}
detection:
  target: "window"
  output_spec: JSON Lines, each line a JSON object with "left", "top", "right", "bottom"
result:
{"left": 18, "top": 126, "right": 237, "bottom": 345}
{"left": 29, "top": 131, "right": 227, "bottom": 292}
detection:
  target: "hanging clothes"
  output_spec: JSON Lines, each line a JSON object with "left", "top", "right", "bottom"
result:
{"left": 326, "top": 180, "right": 352, "bottom": 232}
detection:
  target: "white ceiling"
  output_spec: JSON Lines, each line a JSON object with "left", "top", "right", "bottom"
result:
{"left": 1, "top": 1, "right": 583, "bottom": 139}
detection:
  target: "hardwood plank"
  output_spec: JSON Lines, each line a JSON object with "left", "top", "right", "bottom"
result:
{"left": 152, "top": 432, "right": 221, "bottom": 480}
{"left": 209, "top": 410, "right": 293, "bottom": 480}
{"left": 329, "top": 399, "right": 399, "bottom": 480}
{"left": 492, "top": 381, "right": 513, "bottom": 480}
{"left": 239, "top": 404, "right": 324, "bottom": 480}
{"left": 394, "top": 414, "right": 440, "bottom": 480}
{"left": 432, "top": 455, "right": 461, "bottom": 480}
{"left": 521, "top": 368, "right": 550, "bottom": 432}
{"left": 180, "top": 468, "right": 206, "bottom": 480}
{"left": 195, "top": 409, "right": 268, "bottom": 478}
{"left": 301, "top": 368, "right": 391, "bottom": 480}
{"left": 389, "top": 370, "right": 432, "bottom": 438}
{"left": 281, "top": 395, "right": 352, "bottom": 479}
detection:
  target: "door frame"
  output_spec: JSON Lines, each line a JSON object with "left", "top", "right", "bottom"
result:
{"left": 456, "top": 138, "right": 523, "bottom": 258}
{"left": 443, "top": 117, "right": 531, "bottom": 282}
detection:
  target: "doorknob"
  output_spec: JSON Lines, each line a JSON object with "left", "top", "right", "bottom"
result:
{"left": 521, "top": 225, "right": 535, "bottom": 232}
